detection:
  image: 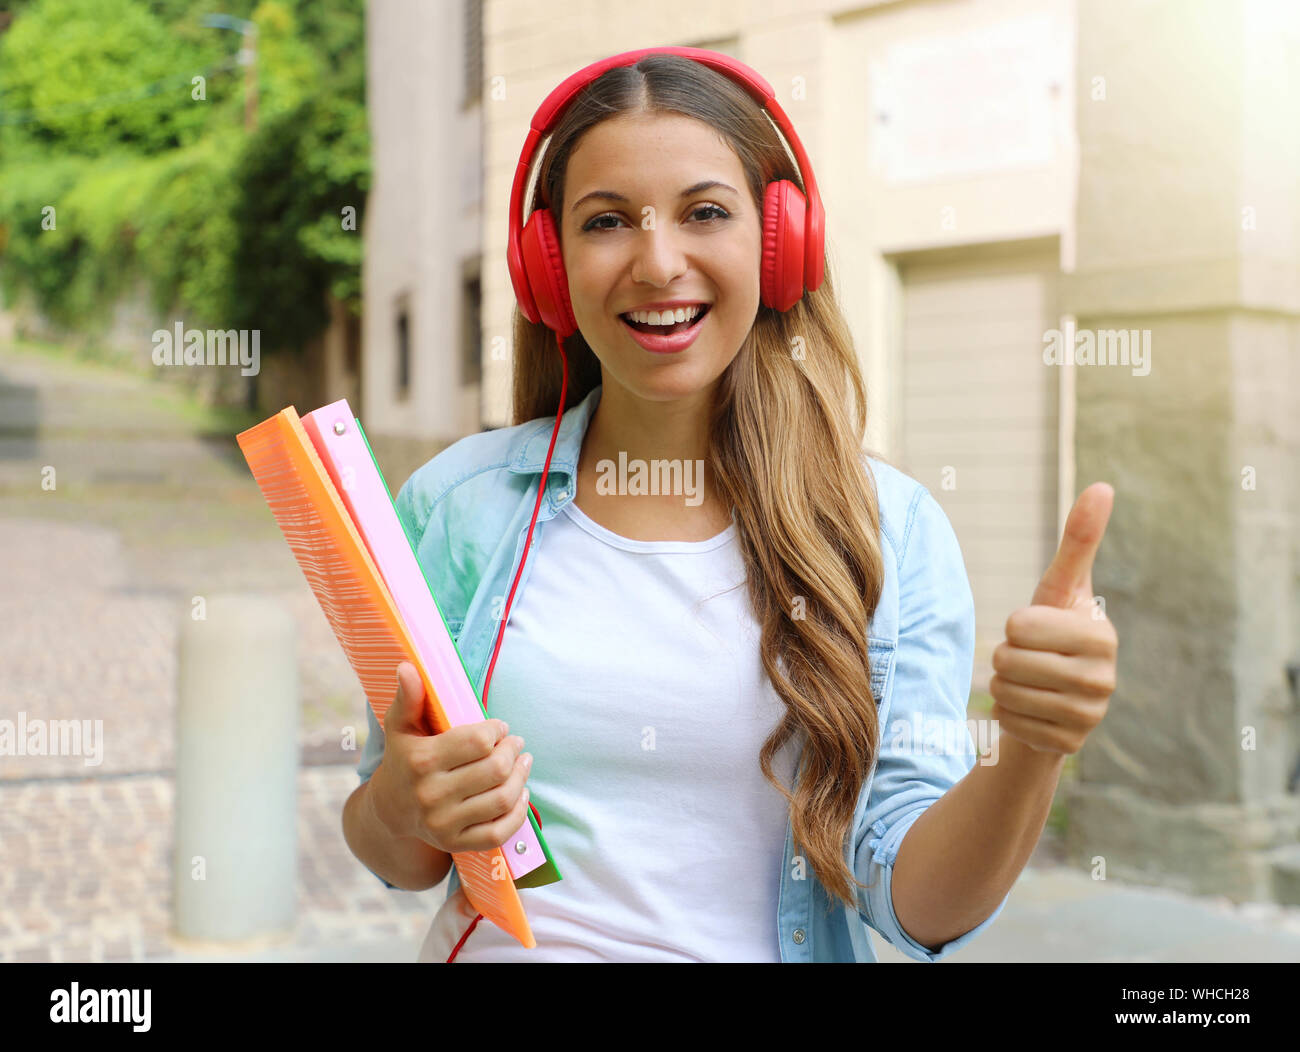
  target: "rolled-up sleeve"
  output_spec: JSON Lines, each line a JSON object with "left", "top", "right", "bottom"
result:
{"left": 357, "top": 702, "right": 385, "bottom": 785}
{"left": 854, "top": 487, "right": 1010, "bottom": 962}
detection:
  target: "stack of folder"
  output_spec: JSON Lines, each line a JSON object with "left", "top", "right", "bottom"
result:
{"left": 237, "top": 400, "right": 560, "bottom": 949}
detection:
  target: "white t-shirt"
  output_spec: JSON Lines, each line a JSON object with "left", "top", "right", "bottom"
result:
{"left": 418, "top": 498, "right": 800, "bottom": 962}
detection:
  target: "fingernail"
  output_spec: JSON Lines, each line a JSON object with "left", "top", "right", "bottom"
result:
{"left": 522, "top": 753, "right": 533, "bottom": 769}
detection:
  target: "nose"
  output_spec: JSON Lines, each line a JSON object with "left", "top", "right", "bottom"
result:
{"left": 630, "top": 218, "right": 689, "bottom": 288}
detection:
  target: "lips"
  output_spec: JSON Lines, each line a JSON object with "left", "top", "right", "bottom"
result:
{"left": 618, "top": 303, "right": 711, "bottom": 354}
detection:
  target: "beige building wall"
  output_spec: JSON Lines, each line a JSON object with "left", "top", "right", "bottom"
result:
{"left": 1063, "top": 0, "right": 1300, "bottom": 903}
{"left": 363, "top": 0, "right": 484, "bottom": 488}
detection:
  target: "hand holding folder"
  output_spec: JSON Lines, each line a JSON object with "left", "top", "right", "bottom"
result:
{"left": 237, "top": 400, "right": 560, "bottom": 949}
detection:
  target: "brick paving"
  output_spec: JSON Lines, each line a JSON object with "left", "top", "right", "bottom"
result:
{"left": 0, "top": 516, "right": 366, "bottom": 780}
{"left": 0, "top": 767, "right": 442, "bottom": 963}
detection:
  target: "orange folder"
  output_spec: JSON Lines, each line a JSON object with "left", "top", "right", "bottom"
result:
{"left": 237, "top": 406, "right": 535, "bottom": 949}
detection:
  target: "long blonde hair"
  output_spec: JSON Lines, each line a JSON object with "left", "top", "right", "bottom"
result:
{"left": 511, "top": 54, "right": 886, "bottom": 910}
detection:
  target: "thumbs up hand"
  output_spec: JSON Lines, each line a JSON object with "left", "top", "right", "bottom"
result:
{"left": 989, "top": 482, "right": 1119, "bottom": 756}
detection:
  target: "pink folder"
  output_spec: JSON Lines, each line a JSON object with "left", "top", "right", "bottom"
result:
{"left": 300, "top": 400, "right": 554, "bottom": 886}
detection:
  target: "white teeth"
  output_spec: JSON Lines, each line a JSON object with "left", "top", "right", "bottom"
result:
{"left": 623, "top": 305, "right": 704, "bottom": 326}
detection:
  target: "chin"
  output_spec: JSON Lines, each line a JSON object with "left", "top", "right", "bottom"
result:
{"left": 627, "top": 366, "right": 731, "bottom": 406}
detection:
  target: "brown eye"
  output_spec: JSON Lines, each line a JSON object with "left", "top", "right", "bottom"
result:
{"left": 692, "top": 204, "right": 729, "bottom": 222}
{"left": 582, "top": 213, "right": 623, "bottom": 232}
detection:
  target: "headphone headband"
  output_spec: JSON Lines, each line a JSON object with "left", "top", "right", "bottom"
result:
{"left": 507, "top": 46, "right": 825, "bottom": 324}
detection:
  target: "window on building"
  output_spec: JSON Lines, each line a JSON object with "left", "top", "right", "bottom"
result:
{"left": 463, "top": 0, "right": 483, "bottom": 108}
{"left": 345, "top": 311, "right": 360, "bottom": 377}
{"left": 395, "top": 297, "right": 411, "bottom": 399}
{"left": 461, "top": 263, "right": 482, "bottom": 387}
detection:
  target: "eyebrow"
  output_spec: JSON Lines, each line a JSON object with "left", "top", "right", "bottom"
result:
{"left": 569, "top": 180, "right": 740, "bottom": 214}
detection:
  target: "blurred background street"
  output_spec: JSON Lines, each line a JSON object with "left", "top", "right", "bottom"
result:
{"left": 2, "top": 0, "right": 1298, "bottom": 964}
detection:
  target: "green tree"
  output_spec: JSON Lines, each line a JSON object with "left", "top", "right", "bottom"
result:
{"left": 0, "top": 0, "right": 368, "bottom": 373}
{"left": 0, "top": 0, "right": 231, "bottom": 159}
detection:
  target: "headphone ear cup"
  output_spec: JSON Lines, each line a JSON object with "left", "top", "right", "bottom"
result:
{"left": 760, "top": 179, "right": 808, "bottom": 312}
{"left": 520, "top": 209, "right": 578, "bottom": 338}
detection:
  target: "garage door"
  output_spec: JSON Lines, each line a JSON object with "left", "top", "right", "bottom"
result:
{"left": 896, "top": 239, "right": 1061, "bottom": 696}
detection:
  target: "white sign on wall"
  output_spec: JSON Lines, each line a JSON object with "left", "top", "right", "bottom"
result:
{"left": 869, "top": 11, "right": 1066, "bottom": 185}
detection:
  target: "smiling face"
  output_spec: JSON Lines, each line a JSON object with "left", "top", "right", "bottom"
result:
{"left": 559, "top": 111, "right": 762, "bottom": 403}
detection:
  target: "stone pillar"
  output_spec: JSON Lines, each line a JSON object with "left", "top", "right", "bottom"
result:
{"left": 1062, "top": 0, "right": 1300, "bottom": 902}
{"left": 172, "top": 594, "right": 299, "bottom": 947}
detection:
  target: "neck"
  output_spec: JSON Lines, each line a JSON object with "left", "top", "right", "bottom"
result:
{"left": 577, "top": 380, "right": 724, "bottom": 515}
{"left": 581, "top": 381, "right": 715, "bottom": 471}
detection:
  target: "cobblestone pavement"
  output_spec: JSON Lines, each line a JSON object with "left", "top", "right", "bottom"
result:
{"left": 0, "top": 766, "right": 443, "bottom": 963}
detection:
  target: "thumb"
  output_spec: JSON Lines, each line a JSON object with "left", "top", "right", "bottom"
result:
{"left": 385, "top": 660, "right": 433, "bottom": 736}
{"left": 1031, "top": 482, "right": 1114, "bottom": 609}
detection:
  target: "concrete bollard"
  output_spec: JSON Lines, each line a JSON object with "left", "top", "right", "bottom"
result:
{"left": 171, "top": 593, "right": 298, "bottom": 948}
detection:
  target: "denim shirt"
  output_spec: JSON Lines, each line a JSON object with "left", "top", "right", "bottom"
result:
{"left": 356, "top": 382, "right": 1010, "bottom": 962}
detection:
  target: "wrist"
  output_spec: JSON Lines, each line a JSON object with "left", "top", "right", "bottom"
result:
{"left": 998, "top": 727, "right": 1070, "bottom": 773}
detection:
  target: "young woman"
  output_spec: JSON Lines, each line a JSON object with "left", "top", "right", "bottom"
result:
{"left": 342, "top": 48, "right": 1119, "bottom": 963}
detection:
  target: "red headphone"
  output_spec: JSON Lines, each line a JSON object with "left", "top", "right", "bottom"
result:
{"left": 448, "top": 46, "right": 826, "bottom": 964}
{"left": 508, "top": 45, "right": 826, "bottom": 338}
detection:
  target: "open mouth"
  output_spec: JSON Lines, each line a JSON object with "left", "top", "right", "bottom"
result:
{"left": 619, "top": 304, "right": 712, "bottom": 336}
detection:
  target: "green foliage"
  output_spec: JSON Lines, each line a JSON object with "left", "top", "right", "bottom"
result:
{"left": 0, "top": 155, "right": 92, "bottom": 325}
{"left": 0, "top": 0, "right": 369, "bottom": 354}
{"left": 132, "top": 133, "right": 243, "bottom": 325}
{"left": 229, "top": 88, "right": 368, "bottom": 344}
{"left": 0, "top": 0, "right": 230, "bottom": 159}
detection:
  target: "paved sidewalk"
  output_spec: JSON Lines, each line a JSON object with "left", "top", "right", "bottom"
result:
{"left": 0, "top": 766, "right": 441, "bottom": 963}
{"left": 875, "top": 865, "right": 1300, "bottom": 963}
{"left": 1, "top": 342, "right": 419, "bottom": 961}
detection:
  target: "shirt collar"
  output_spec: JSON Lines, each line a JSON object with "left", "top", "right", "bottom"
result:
{"left": 508, "top": 383, "right": 602, "bottom": 480}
